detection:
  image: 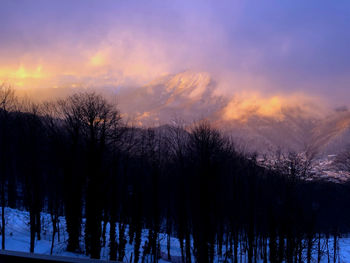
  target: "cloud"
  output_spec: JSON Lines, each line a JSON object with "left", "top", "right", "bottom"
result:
{"left": 0, "top": 0, "right": 349, "bottom": 105}
{"left": 222, "top": 92, "right": 328, "bottom": 122}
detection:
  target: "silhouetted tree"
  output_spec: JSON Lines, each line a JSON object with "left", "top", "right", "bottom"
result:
{"left": 0, "top": 84, "right": 17, "bottom": 249}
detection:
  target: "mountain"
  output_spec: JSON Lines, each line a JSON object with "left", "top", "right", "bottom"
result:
{"left": 14, "top": 71, "right": 350, "bottom": 156}
{"left": 115, "top": 71, "right": 350, "bottom": 156}
{"left": 116, "top": 71, "right": 226, "bottom": 125}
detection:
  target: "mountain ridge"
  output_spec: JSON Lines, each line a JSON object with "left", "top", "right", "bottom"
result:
{"left": 13, "top": 71, "right": 350, "bottom": 156}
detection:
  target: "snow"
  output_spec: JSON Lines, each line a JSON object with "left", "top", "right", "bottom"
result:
{"left": 0, "top": 207, "right": 183, "bottom": 262}
{"left": 2, "top": 207, "right": 87, "bottom": 259}
{"left": 2, "top": 207, "right": 350, "bottom": 262}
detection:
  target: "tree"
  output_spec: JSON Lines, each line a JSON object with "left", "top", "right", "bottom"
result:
{"left": 58, "top": 92, "right": 121, "bottom": 258}
{"left": 187, "top": 121, "right": 226, "bottom": 263}
{"left": 334, "top": 145, "right": 350, "bottom": 172}
{"left": 16, "top": 102, "right": 45, "bottom": 253}
{"left": 40, "top": 102, "right": 65, "bottom": 254}
{"left": 0, "top": 84, "right": 17, "bottom": 249}
{"left": 56, "top": 95, "right": 85, "bottom": 252}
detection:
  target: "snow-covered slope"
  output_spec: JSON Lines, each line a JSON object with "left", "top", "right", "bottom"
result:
{"left": 1, "top": 207, "right": 183, "bottom": 262}
{"left": 3, "top": 207, "right": 350, "bottom": 262}
{"left": 1, "top": 208, "right": 81, "bottom": 258}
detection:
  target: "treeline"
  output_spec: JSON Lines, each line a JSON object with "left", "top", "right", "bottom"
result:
{"left": 0, "top": 86, "right": 350, "bottom": 263}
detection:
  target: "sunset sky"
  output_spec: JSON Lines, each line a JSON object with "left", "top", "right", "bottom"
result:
{"left": 0, "top": 0, "right": 349, "bottom": 105}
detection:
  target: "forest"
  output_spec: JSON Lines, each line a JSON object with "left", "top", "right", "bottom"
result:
{"left": 0, "top": 86, "right": 350, "bottom": 263}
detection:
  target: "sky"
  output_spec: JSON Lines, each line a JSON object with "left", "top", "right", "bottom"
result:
{"left": 0, "top": 0, "right": 349, "bottom": 105}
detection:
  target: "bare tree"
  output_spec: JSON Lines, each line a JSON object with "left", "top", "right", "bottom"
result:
{"left": 334, "top": 145, "right": 350, "bottom": 172}
{"left": 187, "top": 121, "right": 225, "bottom": 263}
{"left": 15, "top": 101, "right": 45, "bottom": 253}
{"left": 0, "top": 84, "right": 17, "bottom": 250}
{"left": 265, "top": 149, "right": 315, "bottom": 180}
{"left": 40, "top": 102, "right": 64, "bottom": 255}
{"left": 58, "top": 92, "right": 121, "bottom": 258}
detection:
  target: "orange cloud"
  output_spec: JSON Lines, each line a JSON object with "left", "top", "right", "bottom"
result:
{"left": 223, "top": 92, "right": 326, "bottom": 122}
{"left": 89, "top": 51, "right": 108, "bottom": 67}
{"left": 0, "top": 65, "right": 48, "bottom": 87}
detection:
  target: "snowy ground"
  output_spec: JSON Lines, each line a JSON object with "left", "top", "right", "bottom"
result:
{"left": 0, "top": 207, "right": 183, "bottom": 262}
{"left": 1, "top": 207, "right": 350, "bottom": 262}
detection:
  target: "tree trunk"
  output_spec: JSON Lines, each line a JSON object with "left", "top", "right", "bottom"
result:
{"left": 179, "top": 237, "right": 184, "bottom": 262}
{"left": 50, "top": 214, "right": 57, "bottom": 255}
{"left": 185, "top": 231, "right": 192, "bottom": 263}
{"left": 307, "top": 233, "right": 313, "bottom": 263}
{"left": 317, "top": 233, "right": 321, "bottom": 263}
{"left": 109, "top": 220, "right": 116, "bottom": 261}
{"left": 30, "top": 210, "right": 35, "bottom": 253}
{"left": 101, "top": 219, "right": 107, "bottom": 247}
{"left": 167, "top": 233, "right": 171, "bottom": 261}
{"left": 1, "top": 188, "right": 5, "bottom": 250}
{"left": 36, "top": 210, "right": 41, "bottom": 241}
{"left": 333, "top": 233, "right": 337, "bottom": 263}
{"left": 134, "top": 222, "right": 141, "bottom": 263}
{"left": 118, "top": 223, "right": 127, "bottom": 262}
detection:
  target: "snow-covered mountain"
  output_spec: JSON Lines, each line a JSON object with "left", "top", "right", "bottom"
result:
{"left": 116, "top": 71, "right": 226, "bottom": 126}
{"left": 15, "top": 71, "right": 350, "bottom": 156}
{"left": 115, "top": 71, "right": 350, "bottom": 156}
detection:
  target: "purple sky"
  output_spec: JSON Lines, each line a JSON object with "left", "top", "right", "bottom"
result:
{"left": 0, "top": 0, "right": 349, "bottom": 104}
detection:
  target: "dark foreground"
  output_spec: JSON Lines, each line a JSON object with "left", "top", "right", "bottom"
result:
{"left": 0, "top": 250, "right": 119, "bottom": 263}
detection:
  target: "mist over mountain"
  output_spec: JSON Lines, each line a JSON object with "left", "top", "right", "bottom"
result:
{"left": 16, "top": 71, "right": 350, "bottom": 156}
